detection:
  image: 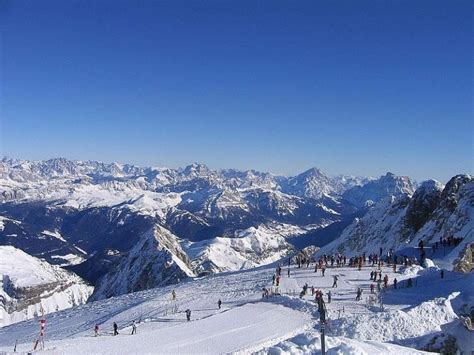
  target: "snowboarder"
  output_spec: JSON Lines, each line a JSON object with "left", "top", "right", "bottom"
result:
{"left": 131, "top": 320, "right": 137, "bottom": 335}
{"left": 218, "top": 299, "right": 222, "bottom": 309}
{"left": 185, "top": 309, "right": 191, "bottom": 321}
{"left": 94, "top": 324, "right": 100, "bottom": 337}
{"left": 332, "top": 275, "right": 338, "bottom": 288}
{"left": 113, "top": 322, "right": 119, "bottom": 336}
{"left": 171, "top": 290, "right": 176, "bottom": 300}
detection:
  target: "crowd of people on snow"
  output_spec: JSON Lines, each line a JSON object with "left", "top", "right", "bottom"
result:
{"left": 267, "top": 238, "right": 454, "bottom": 310}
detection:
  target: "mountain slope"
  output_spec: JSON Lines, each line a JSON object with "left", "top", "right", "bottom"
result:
{"left": 0, "top": 246, "right": 92, "bottom": 327}
{"left": 318, "top": 175, "right": 473, "bottom": 270}
{"left": 90, "top": 226, "right": 195, "bottom": 301}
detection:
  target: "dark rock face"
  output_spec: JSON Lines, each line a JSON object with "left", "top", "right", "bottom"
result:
{"left": 454, "top": 243, "right": 473, "bottom": 273}
{"left": 439, "top": 175, "right": 473, "bottom": 212}
{"left": 405, "top": 180, "right": 443, "bottom": 232}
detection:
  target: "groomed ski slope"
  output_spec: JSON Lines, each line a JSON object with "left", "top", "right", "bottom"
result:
{"left": 0, "top": 260, "right": 472, "bottom": 354}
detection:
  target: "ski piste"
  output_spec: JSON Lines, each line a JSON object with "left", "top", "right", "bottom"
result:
{"left": 1, "top": 255, "right": 472, "bottom": 354}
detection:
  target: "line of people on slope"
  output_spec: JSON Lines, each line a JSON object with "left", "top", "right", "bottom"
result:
{"left": 92, "top": 290, "right": 224, "bottom": 337}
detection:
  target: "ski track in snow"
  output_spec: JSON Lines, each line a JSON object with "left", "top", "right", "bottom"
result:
{"left": 0, "top": 261, "right": 472, "bottom": 354}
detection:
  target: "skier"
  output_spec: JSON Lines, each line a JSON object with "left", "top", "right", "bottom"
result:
{"left": 113, "top": 322, "right": 119, "bottom": 336}
{"left": 327, "top": 290, "right": 332, "bottom": 303}
{"left": 393, "top": 278, "right": 398, "bottom": 289}
{"left": 356, "top": 288, "right": 363, "bottom": 301}
{"left": 94, "top": 324, "right": 100, "bottom": 337}
{"left": 332, "top": 275, "right": 338, "bottom": 288}
{"left": 370, "top": 283, "right": 375, "bottom": 294}
{"left": 185, "top": 309, "right": 191, "bottom": 321}
{"left": 287, "top": 268, "right": 290, "bottom": 277}
{"left": 383, "top": 275, "right": 389, "bottom": 288}
{"left": 272, "top": 274, "right": 276, "bottom": 285}
{"left": 321, "top": 267, "right": 326, "bottom": 277}
{"left": 171, "top": 290, "right": 176, "bottom": 300}
{"left": 131, "top": 320, "right": 137, "bottom": 335}
{"left": 276, "top": 275, "right": 280, "bottom": 286}
{"left": 218, "top": 299, "right": 222, "bottom": 309}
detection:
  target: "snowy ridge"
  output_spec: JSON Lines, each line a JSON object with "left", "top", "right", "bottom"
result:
{"left": 183, "top": 224, "right": 298, "bottom": 273}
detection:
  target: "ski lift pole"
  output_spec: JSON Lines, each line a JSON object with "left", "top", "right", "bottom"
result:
{"left": 320, "top": 321, "right": 326, "bottom": 355}
{"left": 317, "top": 297, "right": 327, "bottom": 355}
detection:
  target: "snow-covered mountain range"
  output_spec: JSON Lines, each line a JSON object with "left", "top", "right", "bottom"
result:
{"left": 2, "top": 157, "right": 471, "bottom": 329}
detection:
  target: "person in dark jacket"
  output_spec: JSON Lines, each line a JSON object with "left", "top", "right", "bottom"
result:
{"left": 113, "top": 322, "right": 119, "bottom": 336}
{"left": 185, "top": 309, "right": 191, "bottom": 321}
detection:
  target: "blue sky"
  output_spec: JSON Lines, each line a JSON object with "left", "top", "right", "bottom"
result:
{"left": 1, "top": 0, "right": 472, "bottom": 181}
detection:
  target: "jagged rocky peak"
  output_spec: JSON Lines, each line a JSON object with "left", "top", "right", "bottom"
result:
{"left": 405, "top": 180, "right": 444, "bottom": 232}
{"left": 439, "top": 174, "right": 474, "bottom": 212}
{"left": 285, "top": 166, "right": 335, "bottom": 199}
{"left": 342, "top": 172, "right": 417, "bottom": 208}
{"left": 182, "top": 163, "right": 211, "bottom": 176}
{"left": 378, "top": 172, "right": 417, "bottom": 193}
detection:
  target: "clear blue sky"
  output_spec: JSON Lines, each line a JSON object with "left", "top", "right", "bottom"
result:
{"left": 1, "top": 0, "right": 472, "bottom": 181}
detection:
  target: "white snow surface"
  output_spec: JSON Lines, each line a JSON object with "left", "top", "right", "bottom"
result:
{"left": 1, "top": 259, "right": 472, "bottom": 354}
{"left": 0, "top": 246, "right": 58, "bottom": 288}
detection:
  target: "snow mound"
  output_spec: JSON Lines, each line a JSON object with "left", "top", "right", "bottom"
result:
{"left": 334, "top": 294, "right": 459, "bottom": 343}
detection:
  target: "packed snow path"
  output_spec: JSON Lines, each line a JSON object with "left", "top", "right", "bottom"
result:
{"left": 7, "top": 303, "right": 310, "bottom": 354}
